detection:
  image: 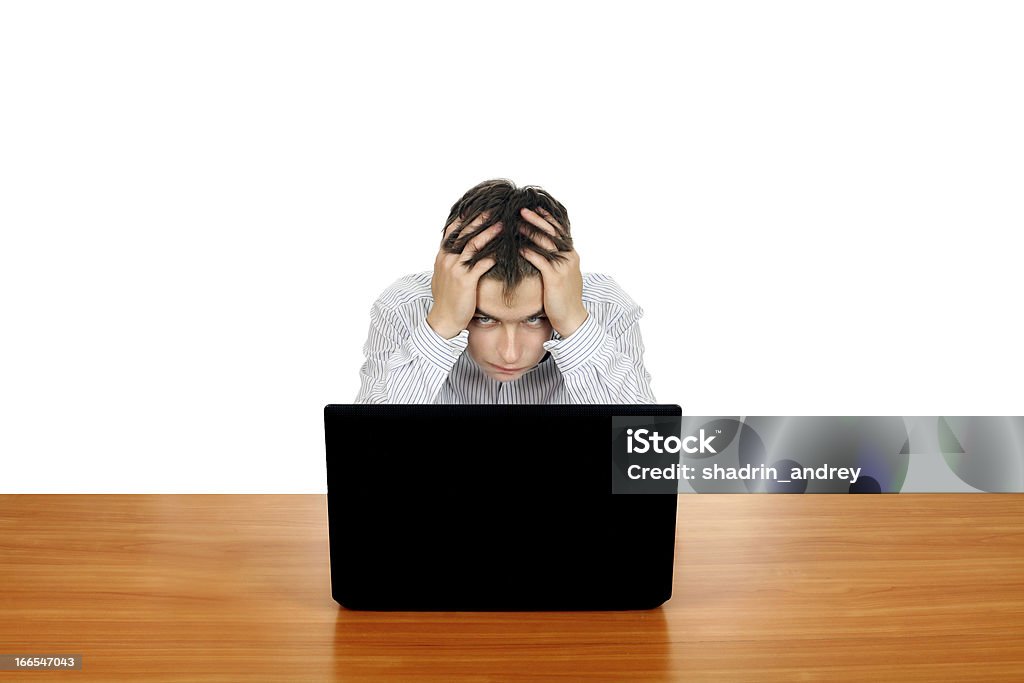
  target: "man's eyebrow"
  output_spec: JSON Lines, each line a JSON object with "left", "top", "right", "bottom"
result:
{"left": 474, "top": 308, "right": 547, "bottom": 320}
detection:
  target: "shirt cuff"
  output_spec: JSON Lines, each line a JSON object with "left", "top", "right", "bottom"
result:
{"left": 410, "top": 319, "right": 469, "bottom": 373}
{"left": 542, "top": 313, "right": 605, "bottom": 374}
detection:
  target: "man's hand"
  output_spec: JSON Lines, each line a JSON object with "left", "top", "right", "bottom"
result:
{"left": 426, "top": 213, "right": 502, "bottom": 339}
{"left": 518, "top": 207, "right": 589, "bottom": 338}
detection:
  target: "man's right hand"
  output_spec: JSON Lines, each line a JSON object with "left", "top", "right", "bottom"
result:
{"left": 426, "top": 212, "right": 502, "bottom": 339}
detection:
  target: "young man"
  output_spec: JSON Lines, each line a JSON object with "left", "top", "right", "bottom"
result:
{"left": 354, "top": 179, "right": 657, "bottom": 404}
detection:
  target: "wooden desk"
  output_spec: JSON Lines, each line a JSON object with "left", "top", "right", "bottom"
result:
{"left": 1, "top": 495, "right": 1022, "bottom": 681}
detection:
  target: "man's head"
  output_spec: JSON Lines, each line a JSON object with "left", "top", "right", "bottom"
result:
{"left": 441, "top": 179, "right": 573, "bottom": 303}
{"left": 441, "top": 179, "right": 572, "bottom": 381}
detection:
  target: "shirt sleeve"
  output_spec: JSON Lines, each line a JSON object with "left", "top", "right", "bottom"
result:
{"left": 542, "top": 302, "right": 657, "bottom": 404}
{"left": 354, "top": 300, "right": 468, "bottom": 404}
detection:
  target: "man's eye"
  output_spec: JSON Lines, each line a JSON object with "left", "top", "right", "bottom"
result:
{"left": 474, "top": 316, "right": 495, "bottom": 325}
{"left": 525, "top": 316, "right": 546, "bottom": 326}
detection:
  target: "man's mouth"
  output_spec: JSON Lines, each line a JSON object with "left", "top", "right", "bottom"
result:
{"left": 490, "top": 364, "right": 524, "bottom": 373}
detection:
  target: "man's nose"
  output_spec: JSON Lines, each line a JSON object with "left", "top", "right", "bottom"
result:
{"left": 498, "top": 329, "right": 522, "bottom": 364}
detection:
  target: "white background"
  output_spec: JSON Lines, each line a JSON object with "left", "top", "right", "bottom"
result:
{"left": 1, "top": 1, "right": 1021, "bottom": 492}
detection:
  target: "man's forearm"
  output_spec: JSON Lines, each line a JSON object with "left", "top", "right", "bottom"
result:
{"left": 355, "top": 318, "right": 467, "bottom": 404}
{"left": 545, "top": 314, "right": 657, "bottom": 404}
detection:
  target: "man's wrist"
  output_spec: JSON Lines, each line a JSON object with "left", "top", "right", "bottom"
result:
{"left": 543, "top": 313, "right": 604, "bottom": 374}
{"left": 426, "top": 312, "right": 465, "bottom": 340}
{"left": 553, "top": 307, "right": 589, "bottom": 338}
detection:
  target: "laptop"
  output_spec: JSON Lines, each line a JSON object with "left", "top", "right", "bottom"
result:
{"left": 324, "top": 404, "right": 681, "bottom": 610}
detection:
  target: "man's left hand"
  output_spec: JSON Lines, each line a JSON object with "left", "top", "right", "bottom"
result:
{"left": 518, "top": 207, "right": 589, "bottom": 338}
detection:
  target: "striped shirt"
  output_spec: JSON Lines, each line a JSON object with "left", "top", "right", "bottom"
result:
{"left": 354, "top": 271, "right": 657, "bottom": 404}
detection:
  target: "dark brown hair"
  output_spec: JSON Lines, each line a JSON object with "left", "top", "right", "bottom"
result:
{"left": 441, "top": 179, "right": 573, "bottom": 304}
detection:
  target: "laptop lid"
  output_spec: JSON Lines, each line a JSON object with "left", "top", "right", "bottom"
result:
{"left": 324, "top": 404, "right": 681, "bottom": 610}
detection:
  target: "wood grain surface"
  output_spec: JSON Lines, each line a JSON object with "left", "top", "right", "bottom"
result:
{"left": 1, "top": 494, "right": 1022, "bottom": 681}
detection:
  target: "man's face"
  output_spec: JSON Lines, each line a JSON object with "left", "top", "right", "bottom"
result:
{"left": 466, "top": 276, "right": 553, "bottom": 382}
